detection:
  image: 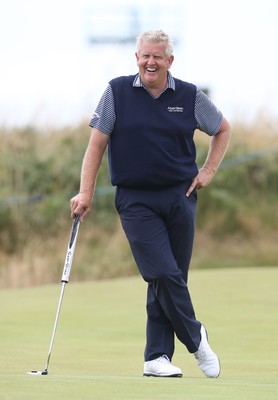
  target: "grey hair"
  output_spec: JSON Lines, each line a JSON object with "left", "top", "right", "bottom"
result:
{"left": 136, "top": 29, "right": 174, "bottom": 58}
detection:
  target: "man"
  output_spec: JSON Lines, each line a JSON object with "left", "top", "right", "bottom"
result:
{"left": 71, "top": 29, "right": 231, "bottom": 378}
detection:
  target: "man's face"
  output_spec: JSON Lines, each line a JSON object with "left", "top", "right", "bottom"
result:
{"left": 136, "top": 41, "right": 174, "bottom": 90}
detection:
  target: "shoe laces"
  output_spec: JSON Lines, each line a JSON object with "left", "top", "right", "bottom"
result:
{"left": 157, "top": 355, "right": 171, "bottom": 364}
{"left": 194, "top": 350, "right": 207, "bottom": 361}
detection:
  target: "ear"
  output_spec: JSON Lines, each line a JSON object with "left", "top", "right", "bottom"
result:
{"left": 167, "top": 55, "right": 174, "bottom": 69}
{"left": 135, "top": 52, "right": 139, "bottom": 62}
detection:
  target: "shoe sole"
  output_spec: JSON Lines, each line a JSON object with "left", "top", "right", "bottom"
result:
{"left": 143, "top": 373, "right": 183, "bottom": 378}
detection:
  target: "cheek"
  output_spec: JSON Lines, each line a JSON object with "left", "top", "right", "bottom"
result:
{"left": 137, "top": 60, "right": 145, "bottom": 69}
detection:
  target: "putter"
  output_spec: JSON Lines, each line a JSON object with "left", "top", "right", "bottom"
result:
{"left": 27, "top": 215, "right": 80, "bottom": 376}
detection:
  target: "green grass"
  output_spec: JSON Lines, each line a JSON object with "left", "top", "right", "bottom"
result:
{"left": 1, "top": 267, "right": 277, "bottom": 399}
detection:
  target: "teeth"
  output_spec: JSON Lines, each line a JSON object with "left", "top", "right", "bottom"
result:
{"left": 147, "top": 68, "right": 156, "bottom": 72}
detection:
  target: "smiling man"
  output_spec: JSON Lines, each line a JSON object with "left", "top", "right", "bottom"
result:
{"left": 71, "top": 29, "right": 231, "bottom": 378}
{"left": 136, "top": 37, "right": 174, "bottom": 96}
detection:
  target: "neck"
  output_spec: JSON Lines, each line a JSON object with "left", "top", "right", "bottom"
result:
{"left": 141, "top": 76, "right": 168, "bottom": 97}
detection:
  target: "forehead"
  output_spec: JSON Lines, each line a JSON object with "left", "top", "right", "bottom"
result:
{"left": 139, "top": 40, "right": 167, "bottom": 56}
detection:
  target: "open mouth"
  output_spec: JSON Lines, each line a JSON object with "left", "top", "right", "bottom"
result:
{"left": 146, "top": 68, "right": 157, "bottom": 72}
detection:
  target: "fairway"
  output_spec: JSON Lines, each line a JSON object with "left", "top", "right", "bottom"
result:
{"left": 0, "top": 267, "right": 277, "bottom": 399}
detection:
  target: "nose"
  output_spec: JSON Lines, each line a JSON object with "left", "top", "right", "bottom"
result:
{"left": 147, "top": 55, "right": 156, "bottom": 64}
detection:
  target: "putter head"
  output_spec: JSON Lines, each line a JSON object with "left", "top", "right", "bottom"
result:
{"left": 27, "top": 370, "right": 48, "bottom": 376}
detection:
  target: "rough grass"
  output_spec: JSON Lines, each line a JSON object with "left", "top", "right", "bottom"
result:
{"left": 1, "top": 117, "right": 278, "bottom": 287}
{"left": 0, "top": 267, "right": 277, "bottom": 399}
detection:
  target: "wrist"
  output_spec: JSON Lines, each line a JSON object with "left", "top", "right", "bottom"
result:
{"left": 201, "top": 166, "right": 217, "bottom": 176}
{"left": 79, "top": 188, "right": 94, "bottom": 199}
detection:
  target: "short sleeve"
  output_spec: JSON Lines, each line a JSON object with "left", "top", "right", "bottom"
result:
{"left": 89, "top": 84, "right": 116, "bottom": 135}
{"left": 195, "top": 89, "right": 223, "bottom": 136}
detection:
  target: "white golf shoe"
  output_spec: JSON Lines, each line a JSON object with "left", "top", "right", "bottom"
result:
{"left": 194, "top": 325, "right": 221, "bottom": 378}
{"left": 144, "top": 355, "right": 183, "bottom": 377}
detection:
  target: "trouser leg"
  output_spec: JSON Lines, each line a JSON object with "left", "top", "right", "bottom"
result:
{"left": 115, "top": 185, "right": 201, "bottom": 360}
{"left": 145, "top": 283, "right": 175, "bottom": 361}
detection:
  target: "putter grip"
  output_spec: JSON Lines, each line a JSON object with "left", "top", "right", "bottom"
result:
{"left": 61, "top": 215, "right": 80, "bottom": 283}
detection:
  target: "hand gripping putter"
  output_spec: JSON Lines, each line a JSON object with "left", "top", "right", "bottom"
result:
{"left": 27, "top": 215, "right": 80, "bottom": 376}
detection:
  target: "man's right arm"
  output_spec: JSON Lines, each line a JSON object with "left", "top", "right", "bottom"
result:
{"left": 70, "top": 128, "right": 110, "bottom": 221}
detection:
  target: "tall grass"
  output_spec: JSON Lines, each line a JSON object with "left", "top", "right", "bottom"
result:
{"left": 0, "top": 116, "right": 278, "bottom": 287}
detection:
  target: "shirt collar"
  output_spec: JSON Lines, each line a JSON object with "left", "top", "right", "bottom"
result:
{"left": 133, "top": 71, "right": 175, "bottom": 91}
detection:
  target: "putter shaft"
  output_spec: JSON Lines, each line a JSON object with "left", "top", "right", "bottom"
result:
{"left": 27, "top": 216, "right": 80, "bottom": 375}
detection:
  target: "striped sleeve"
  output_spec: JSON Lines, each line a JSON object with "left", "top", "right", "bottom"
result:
{"left": 89, "top": 84, "right": 115, "bottom": 135}
{"left": 195, "top": 89, "right": 223, "bottom": 136}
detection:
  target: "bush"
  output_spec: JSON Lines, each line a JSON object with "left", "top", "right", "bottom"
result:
{"left": 1, "top": 116, "right": 278, "bottom": 287}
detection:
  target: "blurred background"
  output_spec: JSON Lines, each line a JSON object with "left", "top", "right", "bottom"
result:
{"left": 0, "top": 0, "right": 277, "bottom": 288}
{"left": 1, "top": 0, "right": 277, "bottom": 127}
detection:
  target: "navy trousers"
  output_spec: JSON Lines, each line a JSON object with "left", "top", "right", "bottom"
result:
{"left": 115, "top": 183, "right": 201, "bottom": 361}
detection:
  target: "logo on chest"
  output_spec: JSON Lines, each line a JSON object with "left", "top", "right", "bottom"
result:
{"left": 167, "top": 106, "right": 184, "bottom": 113}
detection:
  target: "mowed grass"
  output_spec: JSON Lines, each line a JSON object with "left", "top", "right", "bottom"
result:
{"left": 0, "top": 267, "right": 277, "bottom": 400}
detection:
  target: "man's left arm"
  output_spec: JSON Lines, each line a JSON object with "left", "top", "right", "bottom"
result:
{"left": 186, "top": 117, "right": 231, "bottom": 197}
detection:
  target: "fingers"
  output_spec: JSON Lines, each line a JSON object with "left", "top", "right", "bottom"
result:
{"left": 70, "top": 195, "right": 90, "bottom": 222}
{"left": 186, "top": 178, "right": 198, "bottom": 197}
{"left": 186, "top": 168, "right": 215, "bottom": 197}
{"left": 71, "top": 208, "right": 87, "bottom": 222}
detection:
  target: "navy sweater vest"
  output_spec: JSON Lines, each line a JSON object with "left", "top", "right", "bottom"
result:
{"left": 108, "top": 75, "right": 198, "bottom": 188}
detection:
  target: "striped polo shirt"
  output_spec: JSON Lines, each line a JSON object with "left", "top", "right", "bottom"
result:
{"left": 89, "top": 72, "right": 223, "bottom": 136}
